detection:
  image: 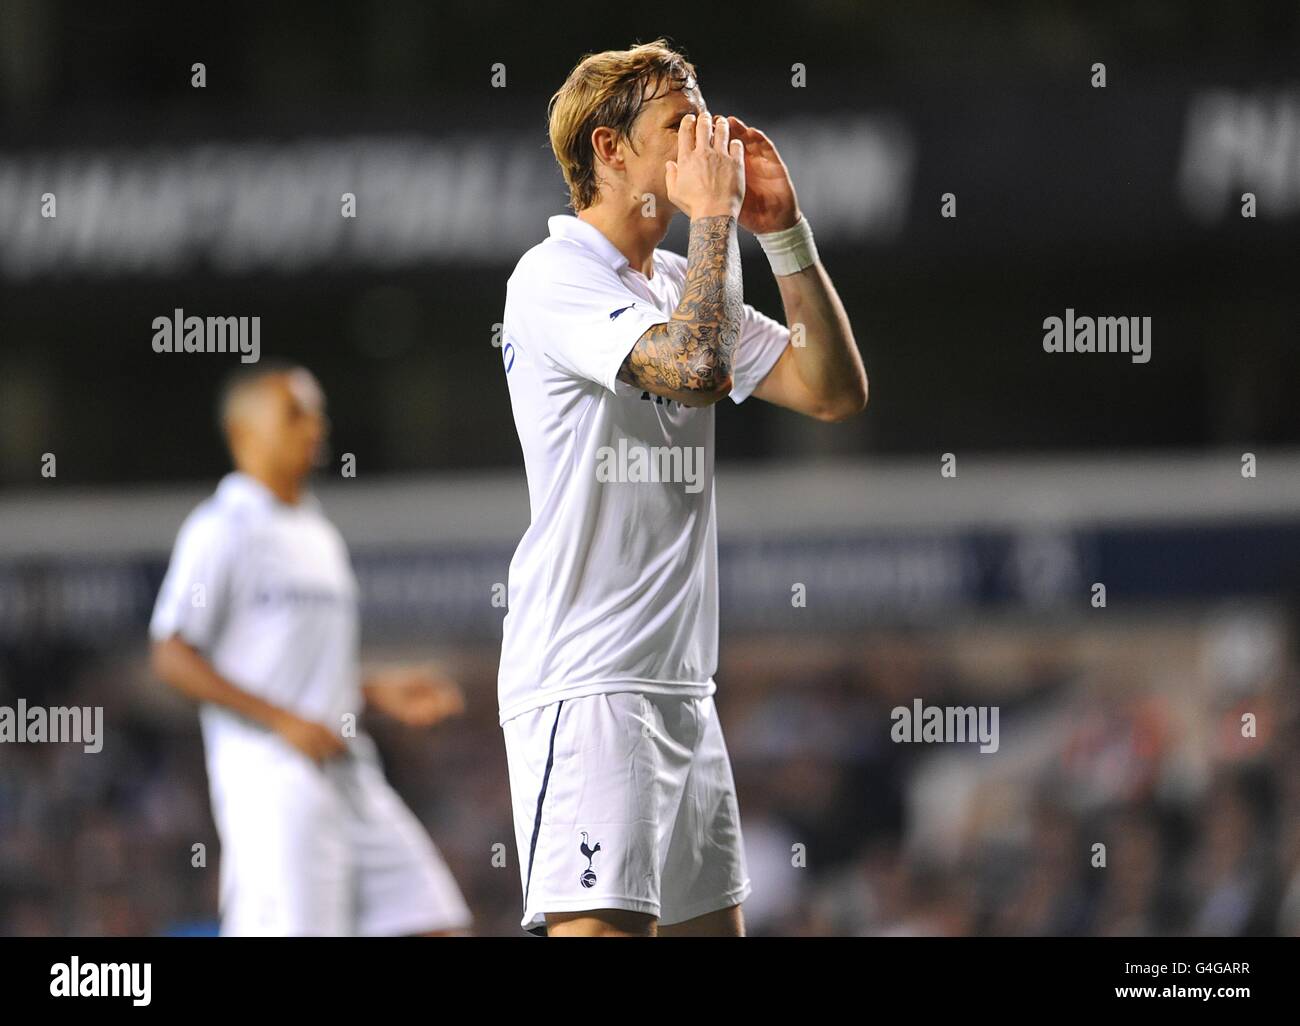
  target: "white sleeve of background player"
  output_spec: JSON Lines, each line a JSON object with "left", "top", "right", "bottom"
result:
{"left": 518, "top": 250, "right": 668, "bottom": 394}
{"left": 149, "top": 508, "right": 234, "bottom": 650}
{"left": 729, "top": 301, "right": 791, "bottom": 404}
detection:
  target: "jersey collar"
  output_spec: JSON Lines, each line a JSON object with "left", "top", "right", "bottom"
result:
{"left": 547, "top": 215, "right": 630, "bottom": 273}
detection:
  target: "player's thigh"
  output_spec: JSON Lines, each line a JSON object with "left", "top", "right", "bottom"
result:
{"left": 213, "top": 753, "right": 351, "bottom": 936}
{"left": 657, "top": 696, "right": 752, "bottom": 928}
{"left": 347, "top": 758, "right": 472, "bottom": 936}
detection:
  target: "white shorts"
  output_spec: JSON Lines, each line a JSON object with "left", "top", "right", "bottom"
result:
{"left": 502, "top": 691, "right": 751, "bottom": 933}
{"left": 208, "top": 736, "right": 471, "bottom": 936}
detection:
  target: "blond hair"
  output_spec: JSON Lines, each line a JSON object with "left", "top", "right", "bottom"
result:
{"left": 547, "top": 39, "right": 697, "bottom": 211}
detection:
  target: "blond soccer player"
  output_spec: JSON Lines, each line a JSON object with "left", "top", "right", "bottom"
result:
{"left": 497, "top": 40, "right": 867, "bottom": 937}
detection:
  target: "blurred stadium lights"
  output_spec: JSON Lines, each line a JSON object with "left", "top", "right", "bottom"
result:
{"left": 1179, "top": 87, "right": 1300, "bottom": 223}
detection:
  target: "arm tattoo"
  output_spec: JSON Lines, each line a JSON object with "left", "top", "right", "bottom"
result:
{"left": 617, "top": 215, "right": 742, "bottom": 398}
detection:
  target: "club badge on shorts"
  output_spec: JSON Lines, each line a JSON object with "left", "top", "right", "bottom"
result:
{"left": 578, "top": 831, "right": 601, "bottom": 887}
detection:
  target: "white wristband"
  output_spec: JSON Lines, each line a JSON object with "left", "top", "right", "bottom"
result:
{"left": 756, "top": 215, "right": 819, "bottom": 276}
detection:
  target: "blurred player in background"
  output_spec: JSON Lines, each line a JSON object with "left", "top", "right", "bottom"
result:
{"left": 149, "top": 362, "right": 472, "bottom": 936}
{"left": 498, "top": 40, "right": 868, "bottom": 936}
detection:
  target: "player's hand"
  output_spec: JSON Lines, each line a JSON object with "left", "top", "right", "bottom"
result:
{"left": 364, "top": 665, "right": 465, "bottom": 728}
{"left": 726, "top": 116, "right": 801, "bottom": 234}
{"left": 272, "top": 711, "right": 347, "bottom": 765}
{"left": 666, "top": 112, "right": 745, "bottom": 221}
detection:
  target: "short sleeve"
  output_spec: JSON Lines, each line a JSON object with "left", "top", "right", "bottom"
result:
{"left": 508, "top": 248, "right": 668, "bottom": 394}
{"left": 149, "top": 509, "right": 234, "bottom": 650}
{"left": 729, "top": 302, "right": 791, "bottom": 404}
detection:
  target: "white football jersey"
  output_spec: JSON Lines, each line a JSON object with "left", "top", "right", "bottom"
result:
{"left": 496, "top": 215, "right": 789, "bottom": 724}
{"left": 150, "top": 472, "right": 364, "bottom": 777}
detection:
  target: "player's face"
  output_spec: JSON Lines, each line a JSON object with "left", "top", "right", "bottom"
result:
{"left": 627, "top": 83, "right": 706, "bottom": 216}
{"left": 252, "top": 371, "right": 328, "bottom": 480}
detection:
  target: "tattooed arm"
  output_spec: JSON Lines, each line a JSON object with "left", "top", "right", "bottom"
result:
{"left": 617, "top": 214, "right": 743, "bottom": 406}
{"left": 614, "top": 111, "right": 746, "bottom": 406}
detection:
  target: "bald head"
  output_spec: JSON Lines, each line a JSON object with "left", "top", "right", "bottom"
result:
{"left": 217, "top": 363, "right": 327, "bottom": 487}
